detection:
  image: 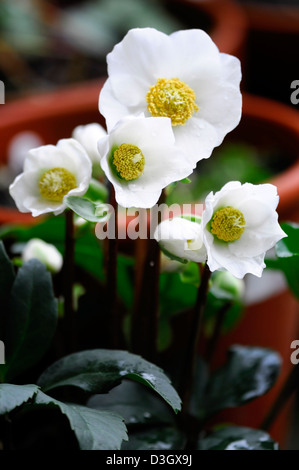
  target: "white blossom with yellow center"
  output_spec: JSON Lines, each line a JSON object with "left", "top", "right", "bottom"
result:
{"left": 9, "top": 139, "right": 92, "bottom": 217}
{"left": 98, "top": 115, "right": 195, "bottom": 208}
{"left": 202, "top": 181, "right": 287, "bottom": 279}
{"left": 99, "top": 27, "right": 242, "bottom": 166}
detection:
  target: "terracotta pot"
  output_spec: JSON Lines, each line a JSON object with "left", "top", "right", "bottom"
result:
{"left": 229, "top": 93, "right": 299, "bottom": 222}
{"left": 163, "top": 0, "right": 248, "bottom": 60}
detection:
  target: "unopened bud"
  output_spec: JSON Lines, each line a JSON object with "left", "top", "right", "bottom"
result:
{"left": 22, "top": 239, "right": 63, "bottom": 273}
{"left": 211, "top": 270, "right": 245, "bottom": 302}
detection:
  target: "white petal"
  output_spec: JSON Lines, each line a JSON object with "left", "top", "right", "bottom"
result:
{"left": 239, "top": 199, "right": 274, "bottom": 228}
{"left": 155, "top": 217, "right": 206, "bottom": 262}
{"left": 22, "top": 239, "right": 63, "bottom": 273}
{"left": 174, "top": 117, "right": 219, "bottom": 164}
{"left": 169, "top": 29, "right": 221, "bottom": 82}
{"left": 205, "top": 236, "right": 265, "bottom": 279}
{"left": 24, "top": 139, "right": 92, "bottom": 185}
{"left": 99, "top": 79, "right": 141, "bottom": 132}
{"left": 220, "top": 53, "right": 243, "bottom": 88}
{"left": 108, "top": 116, "right": 175, "bottom": 150}
{"left": 155, "top": 217, "right": 200, "bottom": 242}
{"left": 229, "top": 223, "right": 286, "bottom": 258}
{"left": 72, "top": 123, "right": 107, "bottom": 163}
{"left": 135, "top": 144, "right": 193, "bottom": 191}
{"left": 115, "top": 186, "right": 162, "bottom": 209}
{"left": 9, "top": 171, "right": 65, "bottom": 217}
{"left": 9, "top": 171, "right": 39, "bottom": 213}
{"left": 107, "top": 28, "right": 173, "bottom": 106}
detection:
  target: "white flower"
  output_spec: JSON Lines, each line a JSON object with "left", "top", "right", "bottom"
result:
{"left": 22, "top": 238, "right": 63, "bottom": 273}
{"left": 99, "top": 27, "right": 242, "bottom": 167}
{"left": 202, "top": 181, "right": 287, "bottom": 279}
{"left": 9, "top": 138, "right": 92, "bottom": 217}
{"left": 97, "top": 115, "right": 194, "bottom": 208}
{"left": 154, "top": 216, "right": 207, "bottom": 263}
{"left": 72, "top": 123, "right": 107, "bottom": 163}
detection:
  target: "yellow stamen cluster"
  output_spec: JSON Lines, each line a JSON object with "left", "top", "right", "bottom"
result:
{"left": 211, "top": 206, "right": 246, "bottom": 242}
{"left": 112, "top": 144, "right": 145, "bottom": 181}
{"left": 39, "top": 167, "right": 77, "bottom": 202}
{"left": 146, "top": 78, "right": 199, "bottom": 126}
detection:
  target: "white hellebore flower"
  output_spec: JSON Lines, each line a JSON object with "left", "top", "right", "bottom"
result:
{"left": 154, "top": 216, "right": 207, "bottom": 263}
{"left": 97, "top": 115, "right": 194, "bottom": 208}
{"left": 202, "top": 181, "right": 287, "bottom": 279}
{"left": 22, "top": 238, "right": 63, "bottom": 273}
{"left": 9, "top": 138, "right": 92, "bottom": 217}
{"left": 99, "top": 27, "right": 242, "bottom": 166}
{"left": 72, "top": 123, "right": 107, "bottom": 163}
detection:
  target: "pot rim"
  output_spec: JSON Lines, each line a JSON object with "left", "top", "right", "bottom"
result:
{"left": 0, "top": 81, "right": 299, "bottom": 222}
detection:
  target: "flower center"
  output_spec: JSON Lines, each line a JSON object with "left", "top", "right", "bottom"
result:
{"left": 146, "top": 78, "right": 199, "bottom": 126}
{"left": 211, "top": 206, "right": 246, "bottom": 242}
{"left": 112, "top": 144, "right": 145, "bottom": 181}
{"left": 39, "top": 167, "right": 77, "bottom": 202}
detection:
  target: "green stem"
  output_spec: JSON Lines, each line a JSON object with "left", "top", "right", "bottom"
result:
{"left": 105, "top": 186, "right": 119, "bottom": 348}
{"left": 179, "top": 263, "right": 211, "bottom": 412}
{"left": 205, "top": 301, "right": 232, "bottom": 365}
{"left": 131, "top": 194, "right": 165, "bottom": 362}
{"left": 261, "top": 362, "right": 299, "bottom": 431}
{"left": 131, "top": 236, "right": 161, "bottom": 362}
{"left": 63, "top": 209, "right": 75, "bottom": 352}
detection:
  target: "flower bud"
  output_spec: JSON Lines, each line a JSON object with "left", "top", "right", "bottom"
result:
{"left": 211, "top": 270, "right": 245, "bottom": 302}
{"left": 22, "top": 238, "right": 63, "bottom": 273}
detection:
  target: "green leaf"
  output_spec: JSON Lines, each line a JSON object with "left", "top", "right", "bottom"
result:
{"left": 88, "top": 380, "right": 174, "bottom": 426}
{"left": 2, "top": 260, "right": 58, "bottom": 381}
{"left": 159, "top": 246, "right": 188, "bottom": 264}
{"left": 65, "top": 196, "right": 111, "bottom": 223}
{"left": 0, "top": 384, "right": 39, "bottom": 415}
{"left": 84, "top": 179, "right": 108, "bottom": 202}
{"left": 122, "top": 427, "right": 185, "bottom": 450}
{"left": 37, "top": 349, "right": 181, "bottom": 413}
{"left": 198, "top": 426, "right": 279, "bottom": 450}
{"left": 33, "top": 391, "right": 127, "bottom": 450}
{"left": 200, "top": 346, "right": 281, "bottom": 418}
{"left": 276, "top": 223, "right": 299, "bottom": 258}
{"left": 0, "top": 216, "right": 65, "bottom": 246}
{"left": 268, "top": 223, "right": 299, "bottom": 300}
{"left": 179, "top": 262, "right": 200, "bottom": 287}
{"left": 179, "top": 178, "right": 191, "bottom": 184}
{"left": 160, "top": 272, "right": 197, "bottom": 317}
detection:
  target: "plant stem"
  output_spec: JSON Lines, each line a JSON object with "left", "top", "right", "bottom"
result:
{"left": 63, "top": 209, "right": 75, "bottom": 352}
{"left": 131, "top": 236, "right": 160, "bottom": 362}
{"left": 179, "top": 263, "right": 211, "bottom": 411}
{"left": 131, "top": 195, "right": 165, "bottom": 362}
{"left": 261, "top": 362, "right": 299, "bottom": 431}
{"left": 106, "top": 186, "right": 119, "bottom": 348}
{"left": 205, "top": 301, "right": 232, "bottom": 365}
